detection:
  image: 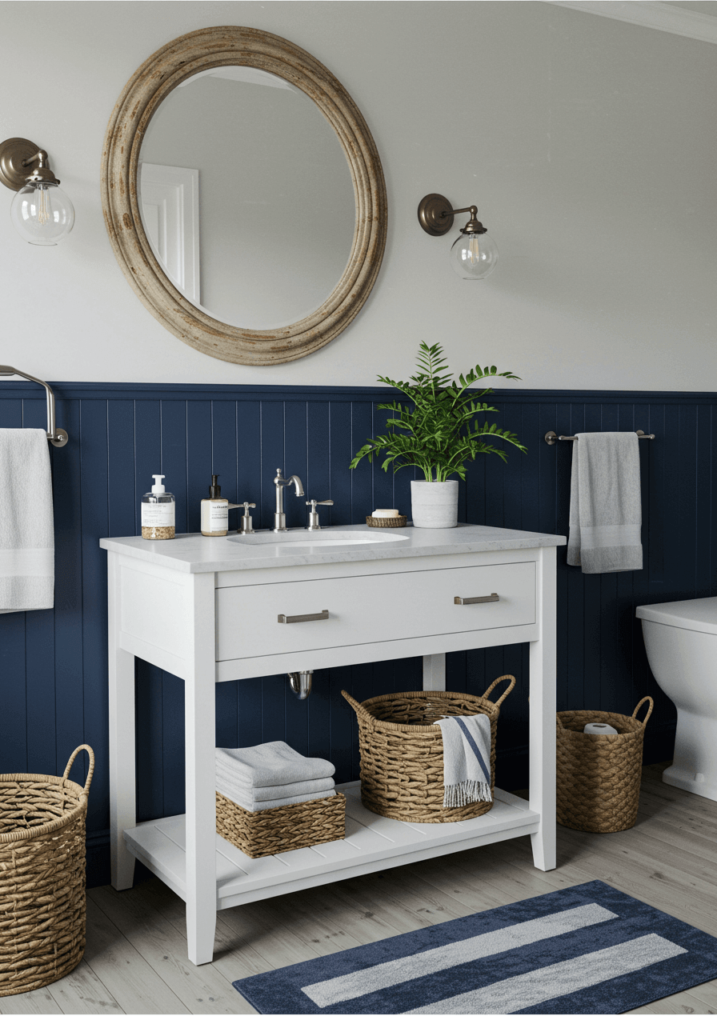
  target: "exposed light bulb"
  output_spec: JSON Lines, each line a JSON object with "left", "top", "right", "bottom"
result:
{"left": 10, "top": 181, "right": 75, "bottom": 246}
{"left": 36, "top": 187, "right": 51, "bottom": 226}
{"left": 450, "top": 230, "right": 499, "bottom": 280}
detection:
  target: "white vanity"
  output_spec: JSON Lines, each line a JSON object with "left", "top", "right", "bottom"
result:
{"left": 100, "top": 523, "right": 565, "bottom": 965}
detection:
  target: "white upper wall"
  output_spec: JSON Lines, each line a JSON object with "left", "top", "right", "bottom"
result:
{"left": 1, "top": 0, "right": 716, "bottom": 390}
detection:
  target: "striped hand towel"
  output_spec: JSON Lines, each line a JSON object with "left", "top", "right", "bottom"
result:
{"left": 437, "top": 713, "right": 492, "bottom": 807}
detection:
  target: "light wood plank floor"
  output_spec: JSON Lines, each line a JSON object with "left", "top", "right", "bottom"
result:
{"left": 2, "top": 764, "right": 716, "bottom": 1015}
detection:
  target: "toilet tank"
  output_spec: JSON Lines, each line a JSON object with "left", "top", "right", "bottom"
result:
{"left": 637, "top": 597, "right": 717, "bottom": 717}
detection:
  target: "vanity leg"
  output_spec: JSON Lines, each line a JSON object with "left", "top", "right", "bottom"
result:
{"left": 423, "top": 653, "right": 446, "bottom": 691}
{"left": 529, "top": 546, "right": 557, "bottom": 871}
{"left": 108, "top": 552, "right": 136, "bottom": 891}
{"left": 185, "top": 573, "right": 217, "bottom": 966}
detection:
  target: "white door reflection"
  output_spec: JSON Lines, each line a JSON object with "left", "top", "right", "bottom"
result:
{"left": 140, "top": 163, "right": 200, "bottom": 306}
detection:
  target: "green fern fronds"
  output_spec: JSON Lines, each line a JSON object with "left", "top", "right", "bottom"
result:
{"left": 349, "top": 341, "right": 526, "bottom": 481}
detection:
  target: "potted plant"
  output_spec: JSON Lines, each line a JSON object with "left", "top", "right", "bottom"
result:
{"left": 350, "top": 342, "right": 526, "bottom": 528}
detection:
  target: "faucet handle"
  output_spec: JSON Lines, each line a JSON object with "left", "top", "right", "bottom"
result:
{"left": 305, "top": 499, "right": 333, "bottom": 530}
{"left": 237, "top": 501, "right": 256, "bottom": 535}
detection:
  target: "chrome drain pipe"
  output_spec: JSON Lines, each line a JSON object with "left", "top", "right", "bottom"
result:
{"left": 287, "top": 671, "right": 313, "bottom": 700}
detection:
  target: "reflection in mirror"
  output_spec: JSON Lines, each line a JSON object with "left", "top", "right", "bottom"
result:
{"left": 138, "top": 65, "right": 356, "bottom": 330}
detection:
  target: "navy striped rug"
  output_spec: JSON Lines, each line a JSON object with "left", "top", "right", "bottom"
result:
{"left": 233, "top": 881, "right": 717, "bottom": 1014}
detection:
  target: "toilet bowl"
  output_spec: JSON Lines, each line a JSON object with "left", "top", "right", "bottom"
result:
{"left": 637, "top": 597, "right": 717, "bottom": 802}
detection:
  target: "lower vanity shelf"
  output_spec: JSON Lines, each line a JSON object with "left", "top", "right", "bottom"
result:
{"left": 124, "top": 781, "right": 540, "bottom": 912}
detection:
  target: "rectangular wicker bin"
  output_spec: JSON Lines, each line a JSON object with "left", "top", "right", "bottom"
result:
{"left": 216, "top": 791, "right": 346, "bottom": 858}
{"left": 556, "top": 697, "right": 653, "bottom": 834}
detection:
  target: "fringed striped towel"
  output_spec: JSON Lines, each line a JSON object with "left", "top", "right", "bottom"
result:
{"left": 437, "top": 713, "right": 492, "bottom": 807}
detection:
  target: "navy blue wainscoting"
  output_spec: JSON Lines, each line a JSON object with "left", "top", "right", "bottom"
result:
{"left": 0, "top": 381, "right": 705, "bottom": 885}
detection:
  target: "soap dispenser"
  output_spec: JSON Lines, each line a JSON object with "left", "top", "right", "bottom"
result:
{"left": 141, "top": 475, "right": 176, "bottom": 540}
{"left": 201, "top": 475, "right": 229, "bottom": 537}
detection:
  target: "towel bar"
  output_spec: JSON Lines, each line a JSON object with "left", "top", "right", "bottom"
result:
{"left": 0, "top": 366, "right": 68, "bottom": 447}
{"left": 544, "top": 429, "right": 655, "bottom": 446}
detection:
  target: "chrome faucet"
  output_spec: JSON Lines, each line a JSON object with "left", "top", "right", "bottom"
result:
{"left": 273, "top": 468, "right": 304, "bottom": 532}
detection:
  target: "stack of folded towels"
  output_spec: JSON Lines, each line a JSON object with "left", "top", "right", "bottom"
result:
{"left": 216, "top": 740, "right": 336, "bottom": 813}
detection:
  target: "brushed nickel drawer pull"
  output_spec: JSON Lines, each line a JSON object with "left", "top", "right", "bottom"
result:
{"left": 278, "top": 609, "right": 329, "bottom": 624}
{"left": 454, "top": 593, "right": 499, "bottom": 605}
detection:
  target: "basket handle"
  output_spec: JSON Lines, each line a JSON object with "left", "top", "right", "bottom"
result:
{"left": 62, "top": 744, "right": 95, "bottom": 795}
{"left": 481, "top": 675, "right": 516, "bottom": 707}
{"left": 342, "top": 690, "right": 372, "bottom": 723}
{"left": 631, "top": 697, "right": 654, "bottom": 726}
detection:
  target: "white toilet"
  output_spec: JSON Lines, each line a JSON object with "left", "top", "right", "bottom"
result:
{"left": 637, "top": 597, "right": 717, "bottom": 802}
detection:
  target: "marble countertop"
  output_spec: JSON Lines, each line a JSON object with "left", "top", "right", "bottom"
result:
{"left": 99, "top": 523, "right": 566, "bottom": 574}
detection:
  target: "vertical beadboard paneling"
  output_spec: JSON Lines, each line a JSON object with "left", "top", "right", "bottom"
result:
{"left": 259, "top": 401, "right": 284, "bottom": 531}
{"left": 24, "top": 400, "right": 57, "bottom": 778}
{"left": 307, "top": 402, "right": 330, "bottom": 514}
{"left": 77, "top": 400, "right": 109, "bottom": 827}
{"left": 161, "top": 401, "right": 189, "bottom": 534}
{"left": 237, "top": 401, "right": 261, "bottom": 522}
{"left": 0, "top": 396, "right": 26, "bottom": 772}
{"left": 1, "top": 380, "right": 707, "bottom": 886}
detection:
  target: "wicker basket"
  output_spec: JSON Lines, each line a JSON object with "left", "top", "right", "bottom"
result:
{"left": 556, "top": 698, "right": 653, "bottom": 834}
{"left": 342, "top": 676, "right": 515, "bottom": 823}
{"left": 216, "top": 791, "right": 346, "bottom": 858}
{"left": 0, "top": 745, "right": 95, "bottom": 997}
{"left": 366, "top": 515, "right": 408, "bottom": 528}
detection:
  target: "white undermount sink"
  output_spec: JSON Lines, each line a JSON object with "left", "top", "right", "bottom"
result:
{"left": 229, "top": 530, "right": 410, "bottom": 547}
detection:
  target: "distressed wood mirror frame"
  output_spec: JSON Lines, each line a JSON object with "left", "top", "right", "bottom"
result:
{"left": 101, "top": 27, "right": 387, "bottom": 365}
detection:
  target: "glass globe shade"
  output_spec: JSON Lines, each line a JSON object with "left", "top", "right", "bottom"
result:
{"left": 450, "top": 230, "right": 498, "bottom": 280}
{"left": 10, "top": 182, "right": 75, "bottom": 246}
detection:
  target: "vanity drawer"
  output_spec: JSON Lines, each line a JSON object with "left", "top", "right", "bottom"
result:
{"left": 215, "top": 561, "right": 535, "bottom": 662}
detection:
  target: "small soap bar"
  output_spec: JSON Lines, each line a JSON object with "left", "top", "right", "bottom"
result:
{"left": 373, "top": 508, "right": 399, "bottom": 518}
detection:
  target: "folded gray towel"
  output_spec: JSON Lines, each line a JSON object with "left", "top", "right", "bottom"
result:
{"left": 437, "top": 713, "right": 492, "bottom": 808}
{"left": 216, "top": 779, "right": 336, "bottom": 813}
{"left": 567, "top": 432, "right": 642, "bottom": 574}
{"left": 216, "top": 740, "right": 335, "bottom": 788}
{"left": 214, "top": 769, "right": 334, "bottom": 803}
{"left": 0, "top": 429, "right": 54, "bottom": 613}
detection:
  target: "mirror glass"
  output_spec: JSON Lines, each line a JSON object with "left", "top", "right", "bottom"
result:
{"left": 138, "top": 65, "right": 356, "bottom": 330}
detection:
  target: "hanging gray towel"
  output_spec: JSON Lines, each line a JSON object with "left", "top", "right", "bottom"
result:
{"left": 437, "top": 713, "right": 492, "bottom": 807}
{"left": 567, "top": 432, "right": 642, "bottom": 574}
{"left": 0, "top": 428, "right": 54, "bottom": 613}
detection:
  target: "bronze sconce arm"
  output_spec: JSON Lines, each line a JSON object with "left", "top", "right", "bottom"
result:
{"left": 0, "top": 139, "right": 61, "bottom": 190}
{"left": 418, "top": 193, "right": 487, "bottom": 237}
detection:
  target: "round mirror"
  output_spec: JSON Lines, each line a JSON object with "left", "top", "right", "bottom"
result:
{"left": 138, "top": 65, "right": 355, "bottom": 331}
{"left": 102, "top": 27, "right": 386, "bottom": 365}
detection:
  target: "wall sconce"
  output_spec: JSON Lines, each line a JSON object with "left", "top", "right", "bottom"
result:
{"left": 418, "top": 193, "right": 498, "bottom": 280}
{"left": 0, "top": 137, "right": 75, "bottom": 246}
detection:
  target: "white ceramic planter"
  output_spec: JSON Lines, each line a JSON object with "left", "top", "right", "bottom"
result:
{"left": 410, "top": 479, "right": 459, "bottom": 529}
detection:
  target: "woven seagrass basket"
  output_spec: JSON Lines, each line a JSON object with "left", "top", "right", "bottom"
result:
{"left": 556, "top": 698, "right": 653, "bottom": 834}
{"left": 216, "top": 791, "right": 346, "bottom": 858}
{"left": 366, "top": 515, "right": 408, "bottom": 528}
{"left": 342, "top": 676, "right": 515, "bottom": 823}
{"left": 0, "top": 745, "right": 94, "bottom": 997}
